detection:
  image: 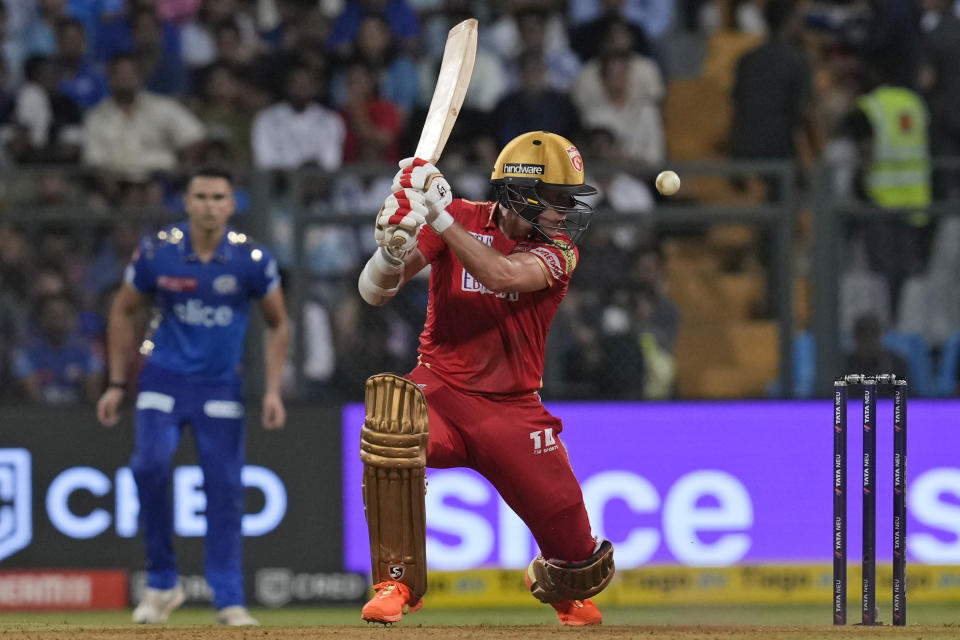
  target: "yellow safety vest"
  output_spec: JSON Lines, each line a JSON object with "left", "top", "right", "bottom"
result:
{"left": 857, "top": 87, "right": 931, "bottom": 211}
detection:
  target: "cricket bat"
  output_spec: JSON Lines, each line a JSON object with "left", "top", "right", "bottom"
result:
{"left": 390, "top": 18, "right": 478, "bottom": 251}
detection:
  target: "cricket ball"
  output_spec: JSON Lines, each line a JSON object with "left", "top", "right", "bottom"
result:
{"left": 656, "top": 170, "right": 681, "bottom": 196}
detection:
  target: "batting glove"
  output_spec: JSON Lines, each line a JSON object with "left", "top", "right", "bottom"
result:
{"left": 376, "top": 188, "right": 428, "bottom": 257}
{"left": 392, "top": 157, "right": 454, "bottom": 233}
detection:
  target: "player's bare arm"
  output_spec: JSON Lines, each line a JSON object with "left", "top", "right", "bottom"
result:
{"left": 96, "top": 282, "right": 144, "bottom": 427}
{"left": 439, "top": 222, "right": 550, "bottom": 292}
{"left": 259, "top": 286, "right": 289, "bottom": 430}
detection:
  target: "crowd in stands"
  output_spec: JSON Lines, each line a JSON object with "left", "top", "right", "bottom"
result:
{"left": 2, "top": 0, "right": 960, "bottom": 405}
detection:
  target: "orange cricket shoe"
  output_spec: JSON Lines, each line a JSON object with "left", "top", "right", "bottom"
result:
{"left": 361, "top": 581, "right": 423, "bottom": 624}
{"left": 550, "top": 598, "right": 603, "bottom": 626}
{"left": 525, "top": 565, "right": 603, "bottom": 626}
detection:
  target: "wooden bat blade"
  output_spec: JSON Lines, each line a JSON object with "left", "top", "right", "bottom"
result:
{"left": 414, "top": 18, "right": 478, "bottom": 164}
{"left": 390, "top": 18, "right": 477, "bottom": 253}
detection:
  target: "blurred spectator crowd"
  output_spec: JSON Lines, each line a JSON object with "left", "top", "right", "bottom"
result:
{"left": 2, "top": 0, "right": 960, "bottom": 405}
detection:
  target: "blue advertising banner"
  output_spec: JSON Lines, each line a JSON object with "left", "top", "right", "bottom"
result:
{"left": 342, "top": 399, "right": 960, "bottom": 571}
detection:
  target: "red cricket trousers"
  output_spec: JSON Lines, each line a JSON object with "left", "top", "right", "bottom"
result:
{"left": 408, "top": 365, "right": 595, "bottom": 562}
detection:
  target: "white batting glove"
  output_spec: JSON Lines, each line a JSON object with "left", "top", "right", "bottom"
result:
{"left": 376, "top": 189, "right": 427, "bottom": 257}
{"left": 392, "top": 157, "right": 454, "bottom": 233}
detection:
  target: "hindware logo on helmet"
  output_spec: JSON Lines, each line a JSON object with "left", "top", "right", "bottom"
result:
{"left": 565, "top": 146, "right": 583, "bottom": 172}
{"left": 502, "top": 163, "right": 544, "bottom": 175}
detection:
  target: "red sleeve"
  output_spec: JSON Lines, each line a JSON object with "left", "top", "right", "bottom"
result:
{"left": 527, "top": 242, "right": 579, "bottom": 286}
{"left": 417, "top": 224, "right": 445, "bottom": 263}
{"left": 416, "top": 198, "right": 479, "bottom": 263}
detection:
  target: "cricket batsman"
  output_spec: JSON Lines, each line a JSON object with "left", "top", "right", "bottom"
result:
{"left": 356, "top": 131, "right": 615, "bottom": 625}
{"left": 96, "top": 167, "right": 290, "bottom": 626}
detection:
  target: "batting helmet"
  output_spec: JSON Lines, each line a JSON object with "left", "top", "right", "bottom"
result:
{"left": 490, "top": 131, "right": 597, "bottom": 246}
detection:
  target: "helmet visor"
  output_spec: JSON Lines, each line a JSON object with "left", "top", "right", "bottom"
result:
{"left": 495, "top": 178, "right": 597, "bottom": 246}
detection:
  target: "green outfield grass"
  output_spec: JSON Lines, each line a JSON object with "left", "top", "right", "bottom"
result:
{"left": 2, "top": 603, "right": 959, "bottom": 627}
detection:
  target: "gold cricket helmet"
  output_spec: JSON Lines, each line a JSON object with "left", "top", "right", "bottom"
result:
{"left": 490, "top": 131, "right": 597, "bottom": 245}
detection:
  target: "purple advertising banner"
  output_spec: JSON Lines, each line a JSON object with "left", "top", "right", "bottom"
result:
{"left": 343, "top": 400, "right": 960, "bottom": 571}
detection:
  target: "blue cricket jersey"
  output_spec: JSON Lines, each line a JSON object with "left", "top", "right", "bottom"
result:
{"left": 125, "top": 224, "right": 280, "bottom": 381}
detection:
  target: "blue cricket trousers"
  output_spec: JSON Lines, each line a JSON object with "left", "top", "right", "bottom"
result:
{"left": 130, "top": 363, "right": 247, "bottom": 609}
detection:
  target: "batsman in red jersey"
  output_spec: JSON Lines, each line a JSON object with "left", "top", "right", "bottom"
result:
{"left": 356, "top": 131, "right": 615, "bottom": 626}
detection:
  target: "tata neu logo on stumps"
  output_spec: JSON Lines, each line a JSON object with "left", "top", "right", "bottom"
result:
{"left": 0, "top": 449, "right": 31, "bottom": 562}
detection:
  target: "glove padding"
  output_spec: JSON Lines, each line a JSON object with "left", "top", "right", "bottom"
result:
{"left": 392, "top": 158, "right": 454, "bottom": 232}
{"left": 376, "top": 189, "right": 428, "bottom": 256}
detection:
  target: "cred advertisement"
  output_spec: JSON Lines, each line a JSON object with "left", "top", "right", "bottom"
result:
{"left": 1, "top": 405, "right": 363, "bottom": 607}
{"left": 342, "top": 399, "right": 960, "bottom": 571}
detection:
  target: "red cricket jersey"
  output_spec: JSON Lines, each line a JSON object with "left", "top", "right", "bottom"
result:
{"left": 415, "top": 199, "right": 579, "bottom": 395}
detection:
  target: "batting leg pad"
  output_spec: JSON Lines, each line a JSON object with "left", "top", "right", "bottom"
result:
{"left": 361, "top": 373, "right": 430, "bottom": 600}
{"left": 526, "top": 539, "right": 615, "bottom": 603}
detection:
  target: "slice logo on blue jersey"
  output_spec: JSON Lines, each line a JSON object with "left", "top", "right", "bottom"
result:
{"left": 174, "top": 299, "right": 234, "bottom": 327}
{"left": 0, "top": 449, "right": 32, "bottom": 562}
{"left": 212, "top": 275, "right": 239, "bottom": 295}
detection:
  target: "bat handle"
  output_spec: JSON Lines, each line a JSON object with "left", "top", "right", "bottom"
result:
{"left": 388, "top": 229, "right": 409, "bottom": 257}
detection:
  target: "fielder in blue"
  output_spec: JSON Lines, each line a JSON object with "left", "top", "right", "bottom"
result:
{"left": 96, "top": 167, "right": 290, "bottom": 626}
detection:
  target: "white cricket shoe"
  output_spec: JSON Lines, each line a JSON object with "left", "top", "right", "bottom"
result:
{"left": 217, "top": 606, "right": 260, "bottom": 626}
{"left": 132, "top": 585, "right": 185, "bottom": 624}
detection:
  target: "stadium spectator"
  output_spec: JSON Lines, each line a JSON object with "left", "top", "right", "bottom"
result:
{"left": 54, "top": 18, "right": 109, "bottom": 109}
{"left": 329, "top": 14, "right": 419, "bottom": 117}
{"left": 579, "top": 126, "right": 655, "bottom": 214}
{"left": 918, "top": 0, "right": 960, "bottom": 197}
{"left": 573, "top": 49, "right": 665, "bottom": 168}
{"left": 834, "top": 63, "right": 932, "bottom": 311}
{"left": 180, "top": 0, "right": 260, "bottom": 71}
{"left": 35, "top": 225, "right": 87, "bottom": 290}
{"left": 730, "top": 0, "right": 821, "bottom": 188}
{"left": 488, "top": 7, "right": 580, "bottom": 92}
{"left": 192, "top": 64, "right": 253, "bottom": 167}
{"left": 628, "top": 245, "right": 679, "bottom": 398}
{"left": 251, "top": 5, "right": 331, "bottom": 100}
{"left": 206, "top": 21, "right": 257, "bottom": 80}
{"left": 10, "top": 55, "right": 82, "bottom": 164}
{"left": 339, "top": 60, "right": 402, "bottom": 164}
{"left": 568, "top": 4, "right": 654, "bottom": 62}
{"left": 20, "top": 0, "right": 66, "bottom": 62}
{"left": 251, "top": 63, "right": 344, "bottom": 170}
{"left": 83, "top": 221, "right": 139, "bottom": 301}
{"left": 326, "top": 0, "right": 420, "bottom": 58}
{"left": 492, "top": 54, "right": 582, "bottom": 147}
{"left": 130, "top": 8, "right": 188, "bottom": 97}
{"left": 82, "top": 54, "right": 207, "bottom": 181}
{"left": 13, "top": 293, "right": 103, "bottom": 405}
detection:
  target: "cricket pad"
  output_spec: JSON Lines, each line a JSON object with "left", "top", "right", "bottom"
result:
{"left": 361, "top": 373, "right": 430, "bottom": 600}
{"left": 526, "top": 539, "right": 615, "bottom": 603}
